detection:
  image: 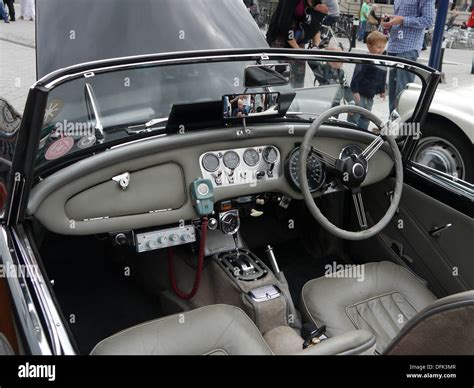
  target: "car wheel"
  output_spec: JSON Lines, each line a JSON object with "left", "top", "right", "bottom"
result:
{"left": 413, "top": 120, "right": 474, "bottom": 183}
{"left": 0, "top": 98, "right": 21, "bottom": 138}
{"left": 333, "top": 29, "right": 352, "bottom": 52}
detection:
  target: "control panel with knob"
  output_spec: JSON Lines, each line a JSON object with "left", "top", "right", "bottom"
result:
{"left": 136, "top": 225, "right": 197, "bottom": 253}
{"left": 199, "top": 145, "right": 281, "bottom": 188}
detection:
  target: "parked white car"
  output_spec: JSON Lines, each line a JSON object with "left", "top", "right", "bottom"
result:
{"left": 397, "top": 83, "right": 474, "bottom": 182}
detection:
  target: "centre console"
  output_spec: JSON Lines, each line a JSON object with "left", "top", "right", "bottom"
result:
{"left": 202, "top": 206, "right": 298, "bottom": 334}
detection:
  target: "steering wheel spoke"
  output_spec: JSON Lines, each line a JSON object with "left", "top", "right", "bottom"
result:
{"left": 312, "top": 147, "right": 338, "bottom": 168}
{"left": 352, "top": 189, "right": 368, "bottom": 230}
{"left": 361, "top": 135, "right": 385, "bottom": 161}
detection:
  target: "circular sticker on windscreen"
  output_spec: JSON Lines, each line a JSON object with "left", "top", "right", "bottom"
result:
{"left": 45, "top": 137, "right": 74, "bottom": 160}
{"left": 77, "top": 135, "right": 96, "bottom": 149}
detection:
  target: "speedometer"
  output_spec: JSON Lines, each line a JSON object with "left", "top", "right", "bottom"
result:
{"left": 285, "top": 147, "right": 326, "bottom": 192}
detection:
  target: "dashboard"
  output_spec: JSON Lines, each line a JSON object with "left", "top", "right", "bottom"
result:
{"left": 28, "top": 124, "right": 394, "bottom": 235}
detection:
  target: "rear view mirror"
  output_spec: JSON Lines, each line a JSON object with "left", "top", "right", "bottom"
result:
{"left": 244, "top": 64, "right": 291, "bottom": 88}
{"left": 223, "top": 93, "right": 280, "bottom": 119}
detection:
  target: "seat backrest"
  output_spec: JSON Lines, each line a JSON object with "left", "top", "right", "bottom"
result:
{"left": 90, "top": 304, "right": 273, "bottom": 355}
{"left": 384, "top": 291, "right": 474, "bottom": 355}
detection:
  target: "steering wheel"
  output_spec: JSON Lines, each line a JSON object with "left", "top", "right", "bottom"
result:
{"left": 299, "top": 105, "right": 403, "bottom": 241}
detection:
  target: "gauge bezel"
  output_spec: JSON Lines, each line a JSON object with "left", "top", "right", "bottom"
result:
{"left": 220, "top": 211, "right": 241, "bottom": 235}
{"left": 262, "top": 146, "right": 279, "bottom": 164}
{"left": 285, "top": 147, "right": 326, "bottom": 193}
{"left": 339, "top": 144, "right": 364, "bottom": 161}
{"left": 201, "top": 153, "right": 220, "bottom": 172}
{"left": 223, "top": 150, "right": 240, "bottom": 170}
{"left": 243, "top": 148, "right": 260, "bottom": 167}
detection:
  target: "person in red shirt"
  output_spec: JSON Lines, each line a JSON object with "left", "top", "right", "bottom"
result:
{"left": 467, "top": 10, "right": 474, "bottom": 27}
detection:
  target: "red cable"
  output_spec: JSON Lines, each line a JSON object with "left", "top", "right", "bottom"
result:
{"left": 167, "top": 217, "right": 208, "bottom": 300}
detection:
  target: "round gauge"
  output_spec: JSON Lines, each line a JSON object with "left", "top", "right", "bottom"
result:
{"left": 339, "top": 145, "right": 364, "bottom": 161}
{"left": 286, "top": 147, "right": 326, "bottom": 192}
{"left": 243, "top": 148, "right": 260, "bottom": 167}
{"left": 263, "top": 146, "right": 278, "bottom": 164}
{"left": 223, "top": 151, "right": 240, "bottom": 170}
{"left": 220, "top": 212, "right": 240, "bottom": 235}
{"left": 202, "top": 153, "right": 220, "bottom": 172}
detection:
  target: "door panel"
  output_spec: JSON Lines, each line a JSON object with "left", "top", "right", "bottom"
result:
{"left": 0, "top": 277, "right": 18, "bottom": 354}
{"left": 361, "top": 178, "right": 474, "bottom": 298}
{"left": 0, "top": 333, "right": 14, "bottom": 355}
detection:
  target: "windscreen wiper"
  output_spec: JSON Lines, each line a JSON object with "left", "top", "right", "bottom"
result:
{"left": 126, "top": 117, "right": 169, "bottom": 135}
{"left": 84, "top": 83, "right": 105, "bottom": 143}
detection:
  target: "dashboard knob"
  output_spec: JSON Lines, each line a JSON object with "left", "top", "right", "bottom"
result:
{"left": 180, "top": 234, "right": 190, "bottom": 242}
{"left": 147, "top": 240, "right": 159, "bottom": 250}
{"left": 157, "top": 236, "right": 167, "bottom": 244}
{"left": 256, "top": 171, "right": 265, "bottom": 180}
{"left": 208, "top": 218, "right": 218, "bottom": 230}
{"left": 169, "top": 234, "right": 179, "bottom": 242}
{"left": 114, "top": 233, "right": 128, "bottom": 246}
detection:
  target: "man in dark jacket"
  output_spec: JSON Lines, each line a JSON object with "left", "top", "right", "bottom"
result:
{"left": 266, "top": 0, "right": 328, "bottom": 87}
{"left": 243, "top": 0, "right": 260, "bottom": 21}
{"left": 266, "top": 0, "right": 328, "bottom": 47}
{"left": 4, "top": 0, "right": 14, "bottom": 22}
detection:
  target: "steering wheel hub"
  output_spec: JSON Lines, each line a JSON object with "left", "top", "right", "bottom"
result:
{"left": 336, "top": 154, "right": 368, "bottom": 188}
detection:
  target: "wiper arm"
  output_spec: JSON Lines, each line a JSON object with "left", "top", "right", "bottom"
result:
{"left": 286, "top": 111, "right": 318, "bottom": 117}
{"left": 145, "top": 117, "right": 169, "bottom": 127}
{"left": 126, "top": 117, "right": 169, "bottom": 135}
{"left": 84, "top": 83, "right": 105, "bottom": 143}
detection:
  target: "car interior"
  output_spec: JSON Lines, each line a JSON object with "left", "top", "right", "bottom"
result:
{"left": 11, "top": 55, "right": 473, "bottom": 356}
{"left": 24, "top": 126, "right": 473, "bottom": 355}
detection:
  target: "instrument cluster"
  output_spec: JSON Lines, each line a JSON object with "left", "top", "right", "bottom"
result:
{"left": 199, "top": 145, "right": 281, "bottom": 187}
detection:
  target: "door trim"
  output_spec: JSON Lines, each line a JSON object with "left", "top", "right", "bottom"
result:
{"left": 405, "top": 161, "right": 474, "bottom": 217}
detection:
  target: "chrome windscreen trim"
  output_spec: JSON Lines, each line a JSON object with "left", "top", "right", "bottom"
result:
{"left": 0, "top": 227, "right": 52, "bottom": 355}
{"left": 38, "top": 49, "right": 434, "bottom": 90}
{"left": 408, "top": 161, "right": 474, "bottom": 200}
{"left": 12, "top": 225, "right": 76, "bottom": 355}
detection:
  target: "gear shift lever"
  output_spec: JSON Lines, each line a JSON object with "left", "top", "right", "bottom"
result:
{"left": 233, "top": 232, "right": 240, "bottom": 257}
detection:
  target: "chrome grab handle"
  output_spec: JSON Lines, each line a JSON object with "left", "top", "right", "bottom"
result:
{"left": 429, "top": 223, "right": 452, "bottom": 237}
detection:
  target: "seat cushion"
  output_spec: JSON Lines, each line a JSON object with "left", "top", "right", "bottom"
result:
{"left": 90, "top": 304, "right": 273, "bottom": 355}
{"left": 301, "top": 261, "right": 437, "bottom": 353}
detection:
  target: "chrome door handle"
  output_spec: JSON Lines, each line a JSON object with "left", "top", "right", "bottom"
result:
{"left": 429, "top": 223, "right": 452, "bottom": 237}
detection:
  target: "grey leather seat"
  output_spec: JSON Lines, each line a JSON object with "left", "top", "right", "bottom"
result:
{"left": 384, "top": 290, "right": 474, "bottom": 355}
{"left": 301, "top": 261, "right": 437, "bottom": 353}
{"left": 90, "top": 304, "right": 272, "bottom": 355}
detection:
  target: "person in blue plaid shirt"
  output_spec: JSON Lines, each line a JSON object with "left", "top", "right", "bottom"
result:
{"left": 382, "top": 0, "right": 435, "bottom": 112}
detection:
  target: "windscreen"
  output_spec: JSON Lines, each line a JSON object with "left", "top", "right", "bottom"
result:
{"left": 37, "top": 56, "right": 423, "bottom": 170}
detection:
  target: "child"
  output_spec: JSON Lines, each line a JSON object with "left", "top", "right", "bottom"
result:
{"left": 309, "top": 47, "right": 354, "bottom": 108}
{"left": 348, "top": 31, "right": 387, "bottom": 130}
